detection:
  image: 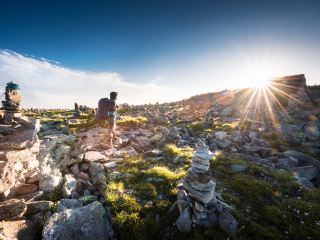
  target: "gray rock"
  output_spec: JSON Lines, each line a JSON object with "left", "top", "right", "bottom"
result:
{"left": 39, "top": 174, "right": 62, "bottom": 193}
{"left": 144, "top": 149, "right": 163, "bottom": 156}
{"left": 84, "top": 151, "right": 106, "bottom": 162}
{"left": 303, "top": 121, "right": 320, "bottom": 141}
{"left": 113, "top": 146, "right": 138, "bottom": 158}
{"left": 134, "top": 136, "right": 153, "bottom": 151}
{"left": 103, "top": 161, "right": 118, "bottom": 171}
{"left": 79, "top": 195, "right": 98, "bottom": 206}
{"left": 231, "top": 164, "right": 248, "bottom": 172}
{"left": 191, "top": 161, "right": 210, "bottom": 172}
{"left": 42, "top": 201, "right": 113, "bottom": 240}
{"left": 55, "top": 199, "right": 83, "bottom": 213}
{"left": 89, "top": 162, "right": 107, "bottom": 184}
{"left": 62, "top": 174, "right": 77, "bottom": 199}
{"left": 183, "top": 180, "right": 215, "bottom": 203}
{"left": 219, "top": 209, "right": 237, "bottom": 236}
{"left": 175, "top": 207, "right": 192, "bottom": 233}
{"left": 274, "top": 157, "right": 299, "bottom": 170}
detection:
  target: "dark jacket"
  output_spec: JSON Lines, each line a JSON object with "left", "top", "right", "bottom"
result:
{"left": 109, "top": 92, "right": 118, "bottom": 113}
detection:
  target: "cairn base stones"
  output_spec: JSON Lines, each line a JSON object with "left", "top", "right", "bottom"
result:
{"left": 168, "top": 140, "right": 237, "bottom": 234}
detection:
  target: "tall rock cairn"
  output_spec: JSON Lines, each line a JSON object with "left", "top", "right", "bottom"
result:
{"left": 73, "top": 102, "right": 82, "bottom": 118}
{"left": 168, "top": 140, "right": 237, "bottom": 235}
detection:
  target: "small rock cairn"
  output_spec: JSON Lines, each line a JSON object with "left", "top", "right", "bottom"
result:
{"left": 1, "top": 82, "right": 21, "bottom": 117}
{"left": 168, "top": 140, "right": 237, "bottom": 235}
{"left": 0, "top": 82, "right": 23, "bottom": 125}
{"left": 73, "top": 102, "right": 82, "bottom": 118}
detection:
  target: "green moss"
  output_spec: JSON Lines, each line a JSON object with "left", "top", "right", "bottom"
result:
{"left": 163, "top": 144, "right": 181, "bottom": 157}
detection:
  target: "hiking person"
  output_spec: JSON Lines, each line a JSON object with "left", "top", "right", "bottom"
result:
{"left": 98, "top": 92, "right": 118, "bottom": 146}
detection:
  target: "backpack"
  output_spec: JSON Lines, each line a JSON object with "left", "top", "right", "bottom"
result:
{"left": 98, "top": 98, "right": 110, "bottom": 120}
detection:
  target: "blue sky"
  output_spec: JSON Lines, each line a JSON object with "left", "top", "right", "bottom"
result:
{"left": 0, "top": 0, "right": 320, "bottom": 108}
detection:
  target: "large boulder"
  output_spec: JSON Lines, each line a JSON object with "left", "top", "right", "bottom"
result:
{"left": 42, "top": 201, "right": 113, "bottom": 240}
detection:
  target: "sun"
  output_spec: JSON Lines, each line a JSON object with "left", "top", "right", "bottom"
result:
{"left": 246, "top": 70, "right": 273, "bottom": 88}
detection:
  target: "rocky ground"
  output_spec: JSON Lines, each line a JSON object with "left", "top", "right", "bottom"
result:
{"left": 1, "top": 86, "right": 320, "bottom": 240}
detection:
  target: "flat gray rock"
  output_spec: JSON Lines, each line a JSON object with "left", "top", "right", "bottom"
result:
{"left": 284, "top": 150, "right": 319, "bottom": 164}
{"left": 113, "top": 146, "right": 138, "bottom": 158}
{"left": 103, "top": 161, "right": 118, "bottom": 171}
{"left": 175, "top": 207, "right": 192, "bottom": 233}
{"left": 84, "top": 151, "right": 106, "bottom": 162}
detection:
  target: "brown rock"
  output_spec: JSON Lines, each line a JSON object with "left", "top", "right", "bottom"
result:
{"left": 0, "top": 199, "right": 27, "bottom": 221}
{"left": 1, "top": 220, "right": 38, "bottom": 240}
{"left": 11, "top": 191, "right": 43, "bottom": 202}
{"left": 76, "top": 180, "right": 85, "bottom": 195}
{"left": 76, "top": 172, "right": 90, "bottom": 181}
{"left": 15, "top": 184, "right": 38, "bottom": 196}
{"left": 27, "top": 173, "right": 42, "bottom": 184}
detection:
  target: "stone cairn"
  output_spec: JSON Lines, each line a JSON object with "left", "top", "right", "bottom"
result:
{"left": 168, "top": 140, "right": 237, "bottom": 235}
{"left": 73, "top": 102, "right": 82, "bottom": 118}
{"left": 0, "top": 82, "right": 23, "bottom": 125}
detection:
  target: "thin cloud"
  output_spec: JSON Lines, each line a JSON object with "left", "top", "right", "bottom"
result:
{"left": 0, "top": 49, "right": 176, "bottom": 109}
{"left": 152, "top": 75, "right": 163, "bottom": 82}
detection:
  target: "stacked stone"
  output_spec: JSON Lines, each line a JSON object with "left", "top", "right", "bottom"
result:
{"left": 73, "top": 102, "right": 82, "bottom": 118}
{"left": 1, "top": 82, "right": 22, "bottom": 116}
{"left": 168, "top": 140, "right": 237, "bottom": 235}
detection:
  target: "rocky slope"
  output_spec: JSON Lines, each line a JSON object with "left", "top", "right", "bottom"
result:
{"left": 0, "top": 84, "right": 320, "bottom": 239}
